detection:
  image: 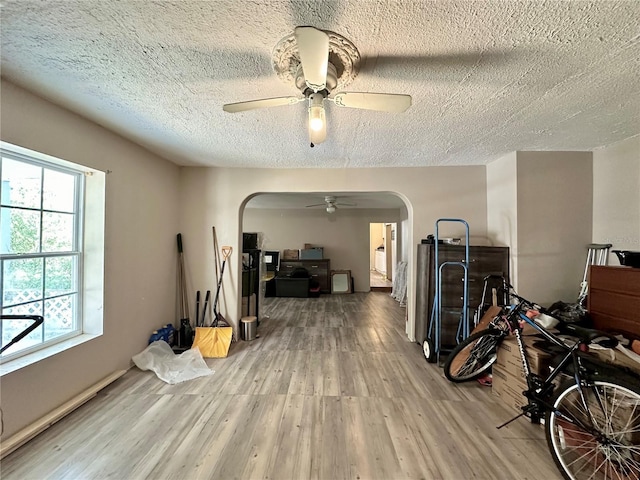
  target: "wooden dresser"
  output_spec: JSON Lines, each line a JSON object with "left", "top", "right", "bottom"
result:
{"left": 279, "top": 259, "right": 331, "bottom": 293}
{"left": 588, "top": 265, "right": 640, "bottom": 339}
{"left": 415, "top": 244, "right": 510, "bottom": 347}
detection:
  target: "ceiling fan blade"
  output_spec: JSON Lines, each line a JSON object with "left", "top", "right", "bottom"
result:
{"left": 294, "top": 26, "right": 329, "bottom": 92}
{"left": 305, "top": 203, "right": 327, "bottom": 208}
{"left": 330, "top": 92, "right": 412, "bottom": 113}
{"left": 223, "top": 96, "right": 303, "bottom": 113}
{"left": 335, "top": 203, "right": 357, "bottom": 207}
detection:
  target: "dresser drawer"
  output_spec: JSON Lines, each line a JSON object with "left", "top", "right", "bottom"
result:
{"left": 279, "top": 259, "right": 331, "bottom": 293}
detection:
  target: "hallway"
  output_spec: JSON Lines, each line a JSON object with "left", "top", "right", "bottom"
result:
{"left": 370, "top": 268, "right": 392, "bottom": 290}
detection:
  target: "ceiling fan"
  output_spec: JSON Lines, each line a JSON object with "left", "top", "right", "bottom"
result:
{"left": 222, "top": 26, "right": 412, "bottom": 146}
{"left": 305, "top": 195, "right": 356, "bottom": 214}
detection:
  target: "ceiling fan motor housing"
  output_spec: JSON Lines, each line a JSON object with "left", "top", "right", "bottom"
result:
{"left": 296, "top": 63, "right": 338, "bottom": 96}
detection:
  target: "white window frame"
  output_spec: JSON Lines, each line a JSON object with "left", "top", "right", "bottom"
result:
{"left": 0, "top": 141, "right": 105, "bottom": 376}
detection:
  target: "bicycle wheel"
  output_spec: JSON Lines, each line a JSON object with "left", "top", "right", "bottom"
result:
{"left": 443, "top": 328, "right": 505, "bottom": 382}
{"left": 546, "top": 377, "right": 640, "bottom": 480}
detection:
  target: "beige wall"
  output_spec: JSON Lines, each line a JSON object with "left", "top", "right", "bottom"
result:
{"left": 593, "top": 135, "right": 640, "bottom": 259}
{"left": 488, "top": 151, "right": 593, "bottom": 305}
{"left": 178, "top": 166, "right": 490, "bottom": 342}
{"left": 516, "top": 152, "right": 593, "bottom": 305}
{"left": 486, "top": 152, "right": 518, "bottom": 285}
{"left": 0, "top": 80, "right": 181, "bottom": 439}
{"left": 243, "top": 209, "right": 399, "bottom": 292}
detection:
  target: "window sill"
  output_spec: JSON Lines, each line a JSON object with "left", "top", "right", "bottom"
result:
{"left": 0, "top": 333, "right": 101, "bottom": 377}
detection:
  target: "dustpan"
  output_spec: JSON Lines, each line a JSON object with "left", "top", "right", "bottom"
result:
{"left": 192, "top": 326, "right": 232, "bottom": 358}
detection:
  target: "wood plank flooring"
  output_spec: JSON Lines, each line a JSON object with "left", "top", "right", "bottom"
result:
{"left": 1, "top": 293, "right": 562, "bottom": 480}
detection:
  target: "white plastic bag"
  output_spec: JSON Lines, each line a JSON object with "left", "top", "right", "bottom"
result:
{"left": 132, "top": 341, "right": 214, "bottom": 384}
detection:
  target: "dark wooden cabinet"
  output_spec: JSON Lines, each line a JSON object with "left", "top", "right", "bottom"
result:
{"left": 415, "top": 244, "right": 510, "bottom": 347}
{"left": 588, "top": 265, "right": 640, "bottom": 339}
{"left": 279, "top": 259, "right": 331, "bottom": 293}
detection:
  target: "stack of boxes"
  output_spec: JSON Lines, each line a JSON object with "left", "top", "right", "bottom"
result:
{"left": 282, "top": 244, "right": 324, "bottom": 260}
{"left": 282, "top": 249, "right": 299, "bottom": 260}
{"left": 492, "top": 329, "right": 553, "bottom": 413}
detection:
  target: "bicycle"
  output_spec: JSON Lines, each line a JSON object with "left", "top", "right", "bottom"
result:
{"left": 443, "top": 287, "right": 640, "bottom": 480}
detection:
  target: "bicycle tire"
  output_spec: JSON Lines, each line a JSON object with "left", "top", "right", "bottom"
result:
{"left": 545, "top": 377, "right": 640, "bottom": 480}
{"left": 443, "top": 328, "right": 505, "bottom": 383}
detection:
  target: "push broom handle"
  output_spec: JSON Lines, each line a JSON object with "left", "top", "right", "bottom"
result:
{"left": 177, "top": 234, "right": 189, "bottom": 320}
{"left": 177, "top": 233, "right": 183, "bottom": 253}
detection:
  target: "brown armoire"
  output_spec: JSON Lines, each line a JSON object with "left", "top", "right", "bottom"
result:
{"left": 415, "top": 243, "right": 510, "bottom": 348}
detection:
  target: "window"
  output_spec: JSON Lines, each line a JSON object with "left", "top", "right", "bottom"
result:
{"left": 0, "top": 142, "right": 103, "bottom": 365}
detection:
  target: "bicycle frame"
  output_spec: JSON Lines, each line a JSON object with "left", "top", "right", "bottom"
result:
{"left": 488, "top": 292, "right": 640, "bottom": 478}
{"left": 497, "top": 298, "right": 618, "bottom": 431}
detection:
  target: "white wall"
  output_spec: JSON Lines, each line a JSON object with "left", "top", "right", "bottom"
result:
{"left": 178, "top": 166, "right": 489, "bottom": 342}
{"left": 593, "top": 135, "right": 640, "bottom": 258}
{"left": 0, "top": 80, "right": 181, "bottom": 439}
{"left": 369, "top": 223, "right": 384, "bottom": 270}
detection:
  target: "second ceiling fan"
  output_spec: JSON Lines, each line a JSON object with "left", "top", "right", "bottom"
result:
{"left": 305, "top": 195, "right": 356, "bottom": 214}
{"left": 222, "top": 26, "right": 412, "bottom": 146}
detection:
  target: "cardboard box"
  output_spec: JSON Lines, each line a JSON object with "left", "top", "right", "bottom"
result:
{"left": 492, "top": 364, "right": 528, "bottom": 413}
{"left": 496, "top": 335, "right": 552, "bottom": 377}
{"left": 300, "top": 247, "right": 323, "bottom": 259}
{"left": 282, "top": 249, "right": 299, "bottom": 260}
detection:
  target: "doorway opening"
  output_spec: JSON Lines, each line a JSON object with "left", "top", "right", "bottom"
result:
{"left": 369, "top": 222, "right": 396, "bottom": 292}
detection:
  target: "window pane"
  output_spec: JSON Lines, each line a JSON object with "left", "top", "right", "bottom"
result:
{"left": 0, "top": 207, "right": 41, "bottom": 254}
{"left": 43, "top": 169, "right": 76, "bottom": 212}
{"left": 3, "top": 258, "right": 43, "bottom": 307}
{"left": 44, "top": 294, "right": 76, "bottom": 340}
{"left": 45, "top": 256, "right": 77, "bottom": 297}
{"left": 0, "top": 144, "right": 90, "bottom": 361}
{"left": 1, "top": 303, "right": 44, "bottom": 356}
{"left": 42, "top": 212, "right": 74, "bottom": 252}
{"left": 1, "top": 158, "right": 42, "bottom": 208}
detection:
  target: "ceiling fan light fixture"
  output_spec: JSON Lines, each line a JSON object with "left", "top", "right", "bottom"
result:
{"left": 308, "top": 93, "right": 325, "bottom": 131}
{"left": 308, "top": 93, "right": 326, "bottom": 144}
{"left": 326, "top": 205, "right": 336, "bottom": 214}
{"left": 309, "top": 107, "right": 324, "bottom": 131}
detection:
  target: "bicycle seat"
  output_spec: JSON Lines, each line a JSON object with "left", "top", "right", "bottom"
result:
{"left": 560, "top": 323, "right": 619, "bottom": 348}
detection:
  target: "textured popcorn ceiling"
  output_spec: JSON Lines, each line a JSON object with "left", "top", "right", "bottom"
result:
{"left": 1, "top": 0, "right": 639, "bottom": 168}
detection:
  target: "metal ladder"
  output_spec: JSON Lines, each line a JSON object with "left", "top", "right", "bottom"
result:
{"left": 426, "top": 218, "right": 470, "bottom": 363}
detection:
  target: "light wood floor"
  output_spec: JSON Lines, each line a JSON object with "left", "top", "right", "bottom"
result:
{"left": 2, "top": 293, "right": 562, "bottom": 480}
{"left": 370, "top": 270, "right": 392, "bottom": 288}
